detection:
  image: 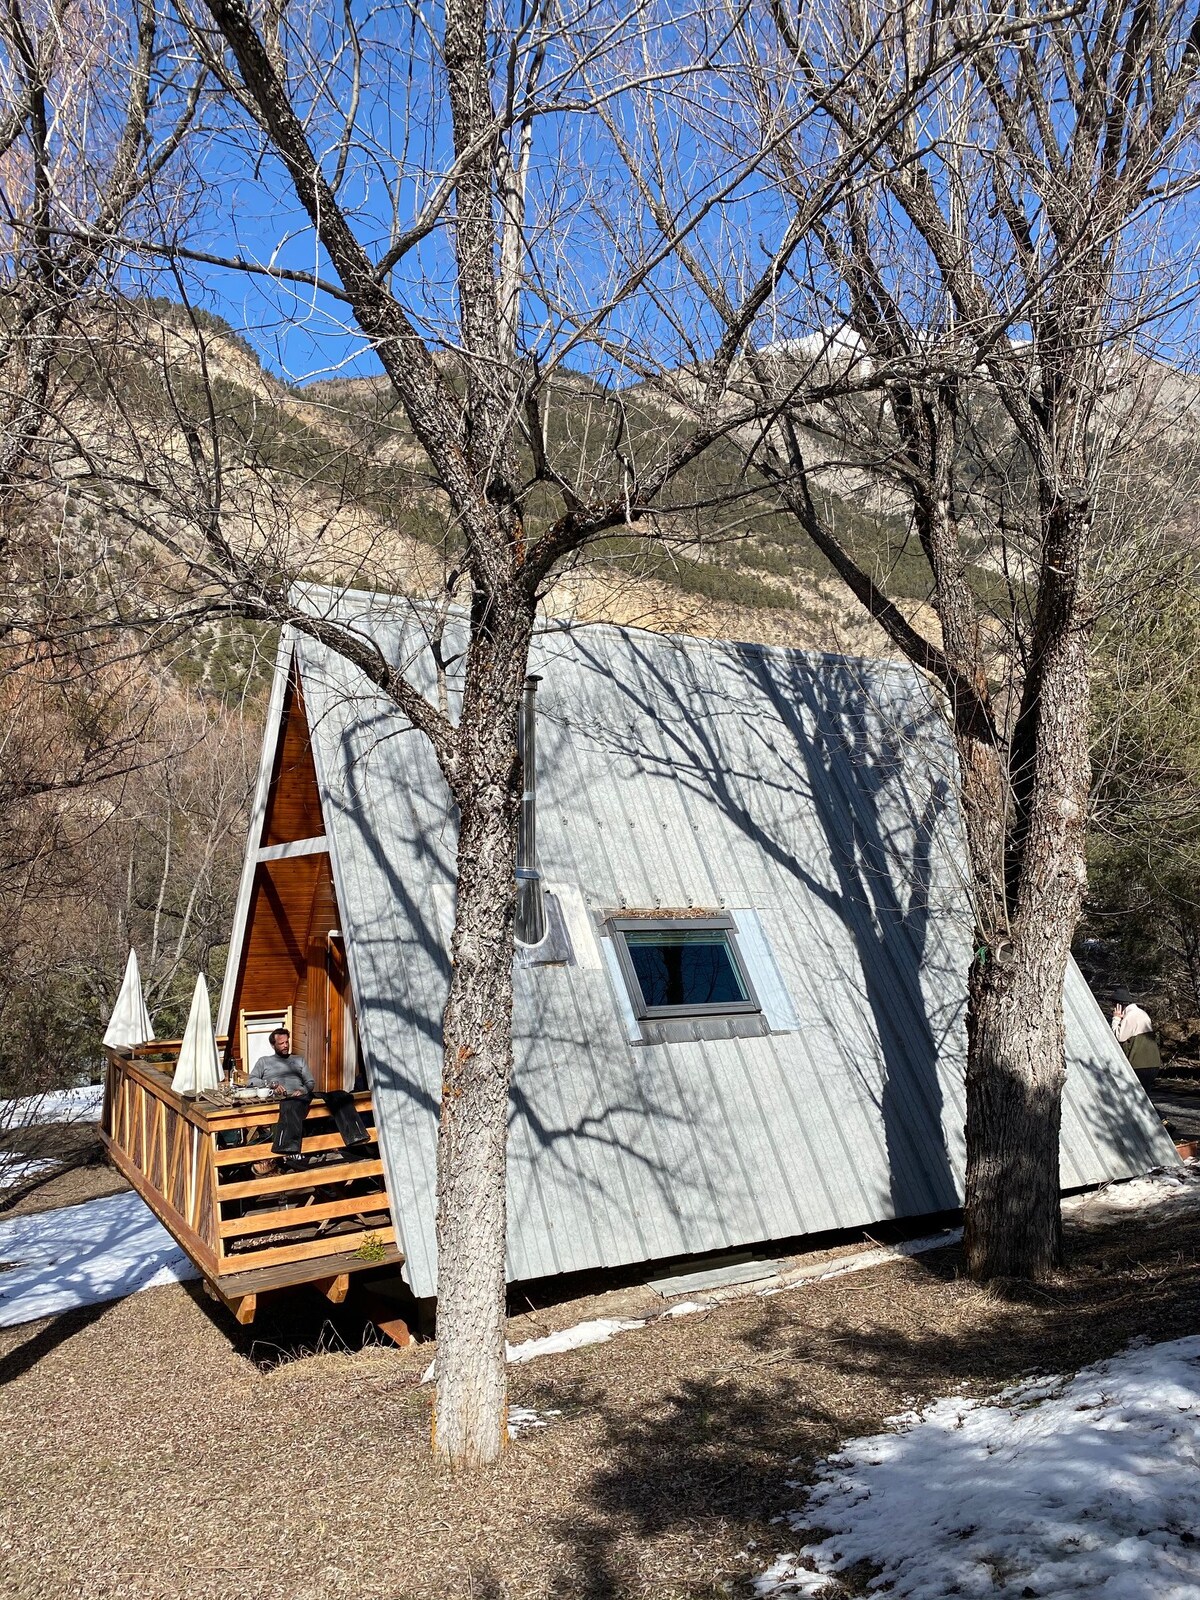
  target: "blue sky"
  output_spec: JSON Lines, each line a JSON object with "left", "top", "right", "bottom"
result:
{"left": 144, "top": 3, "right": 798, "bottom": 387}
{"left": 152, "top": 2, "right": 1200, "bottom": 389}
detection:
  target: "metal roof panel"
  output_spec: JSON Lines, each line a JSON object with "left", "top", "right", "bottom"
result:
{"left": 288, "top": 595, "right": 1177, "bottom": 1298}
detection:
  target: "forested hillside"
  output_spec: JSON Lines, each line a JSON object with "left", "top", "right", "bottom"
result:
{"left": 3, "top": 301, "right": 1198, "bottom": 1094}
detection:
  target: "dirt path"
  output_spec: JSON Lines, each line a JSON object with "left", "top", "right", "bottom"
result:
{"left": 2, "top": 1174, "right": 1199, "bottom": 1600}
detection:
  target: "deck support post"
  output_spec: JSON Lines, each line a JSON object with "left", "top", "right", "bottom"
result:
{"left": 205, "top": 1278, "right": 257, "bottom": 1325}
{"left": 315, "top": 1273, "right": 350, "bottom": 1305}
{"left": 360, "top": 1290, "right": 413, "bottom": 1346}
{"left": 372, "top": 1312, "right": 412, "bottom": 1347}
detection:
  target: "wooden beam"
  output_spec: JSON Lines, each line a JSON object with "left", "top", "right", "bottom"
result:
{"left": 219, "top": 1192, "right": 390, "bottom": 1239}
{"left": 258, "top": 836, "right": 329, "bottom": 862}
{"left": 221, "top": 1225, "right": 397, "bottom": 1274}
{"left": 213, "top": 1241, "right": 403, "bottom": 1298}
{"left": 230, "top": 1291, "right": 257, "bottom": 1324}
{"left": 372, "top": 1312, "right": 412, "bottom": 1347}
{"left": 203, "top": 1280, "right": 257, "bottom": 1324}
{"left": 213, "top": 1125, "right": 377, "bottom": 1167}
{"left": 361, "top": 1292, "right": 413, "bottom": 1347}
{"left": 315, "top": 1273, "right": 350, "bottom": 1305}
{"left": 216, "top": 1158, "right": 385, "bottom": 1202}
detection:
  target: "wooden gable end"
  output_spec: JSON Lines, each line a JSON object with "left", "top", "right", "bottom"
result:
{"left": 263, "top": 673, "right": 324, "bottom": 846}
{"left": 226, "top": 668, "right": 355, "bottom": 1090}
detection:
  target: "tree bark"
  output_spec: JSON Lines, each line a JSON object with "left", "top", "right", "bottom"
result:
{"left": 433, "top": 793, "right": 519, "bottom": 1467}
{"left": 432, "top": 593, "right": 535, "bottom": 1467}
{"left": 963, "top": 950, "right": 1066, "bottom": 1279}
{"left": 963, "top": 500, "right": 1093, "bottom": 1279}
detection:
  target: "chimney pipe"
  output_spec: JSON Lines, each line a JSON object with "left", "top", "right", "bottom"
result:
{"left": 514, "top": 674, "right": 546, "bottom": 946}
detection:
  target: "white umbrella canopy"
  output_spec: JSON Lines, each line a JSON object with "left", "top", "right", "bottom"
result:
{"left": 102, "top": 949, "right": 155, "bottom": 1052}
{"left": 171, "top": 974, "right": 223, "bottom": 1096}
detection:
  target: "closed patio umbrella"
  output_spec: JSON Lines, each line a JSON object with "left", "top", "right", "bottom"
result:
{"left": 102, "top": 949, "right": 154, "bottom": 1052}
{"left": 171, "top": 974, "right": 222, "bottom": 1095}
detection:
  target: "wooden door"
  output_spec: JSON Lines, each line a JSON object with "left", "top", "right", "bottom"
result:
{"left": 303, "top": 935, "right": 355, "bottom": 1092}
{"left": 305, "top": 942, "right": 329, "bottom": 1089}
{"left": 326, "top": 937, "right": 350, "bottom": 1092}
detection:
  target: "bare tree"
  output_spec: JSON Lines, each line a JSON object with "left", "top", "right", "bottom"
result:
{"left": 0, "top": 0, "right": 203, "bottom": 508}
{"left": 82, "top": 0, "right": 882, "bottom": 1467}
{"left": 0, "top": 658, "right": 256, "bottom": 1180}
{"left": 646, "top": 0, "right": 1200, "bottom": 1278}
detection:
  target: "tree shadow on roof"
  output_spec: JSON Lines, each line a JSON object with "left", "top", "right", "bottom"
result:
{"left": 566, "top": 630, "right": 960, "bottom": 1222}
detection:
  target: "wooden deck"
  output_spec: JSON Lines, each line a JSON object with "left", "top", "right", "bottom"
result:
{"left": 100, "top": 1050, "right": 403, "bottom": 1325}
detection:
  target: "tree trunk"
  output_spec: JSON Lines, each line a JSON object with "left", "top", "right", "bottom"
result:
{"left": 432, "top": 597, "right": 534, "bottom": 1469}
{"left": 963, "top": 515, "right": 1093, "bottom": 1280}
{"left": 0, "top": 304, "right": 57, "bottom": 512}
{"left": 963, "top": 951, "right": 1065, "bottom": 1279}
{"left": 433, "top": 790, "right": 521, "bottom": 1466}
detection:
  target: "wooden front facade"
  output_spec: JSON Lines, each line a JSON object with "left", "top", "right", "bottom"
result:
{"left": 100, "top": 666, "right": 407, "bottom": 1326}
{"left": 226, "top": 670, "right": 355, "bottom": 1090}
{"left": 101, "top": 1048, "right": 401, "bottom": 1323}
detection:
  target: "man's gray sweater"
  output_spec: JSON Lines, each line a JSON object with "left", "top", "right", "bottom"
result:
{"left": 249, "top": 1052, "right": 315, "bottom": 1096}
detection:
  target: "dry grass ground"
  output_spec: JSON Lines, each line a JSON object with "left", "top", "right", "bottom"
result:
{"left": 1, "top": 1162, "right": 1199, "bottom": 1600}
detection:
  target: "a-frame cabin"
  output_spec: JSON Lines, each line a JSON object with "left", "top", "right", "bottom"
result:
{"left": 100, "top": 663, "right": 403, "bottom": 1329}
{"left": 105, "top": 589, "right": 1179, "bottom": 1328}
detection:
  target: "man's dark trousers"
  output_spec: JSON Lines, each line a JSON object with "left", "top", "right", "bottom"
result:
{"left": 271, "top": 1090, "right": 369, "bottom": 1155}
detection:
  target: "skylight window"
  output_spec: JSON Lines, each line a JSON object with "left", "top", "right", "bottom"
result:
{"left": 609, "top": 917, "right": 759, "bottom": 1019}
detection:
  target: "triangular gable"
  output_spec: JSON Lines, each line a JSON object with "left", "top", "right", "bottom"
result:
{"left": 217, "top": 634, "right": 351, "bottom": 1085}
{"left": 217, "top": 631, "right": 294, "bottom": 1037}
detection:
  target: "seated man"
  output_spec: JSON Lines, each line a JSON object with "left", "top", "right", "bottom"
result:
{"left": 250, "top": 1026, "right": 371, "bottom": 1169}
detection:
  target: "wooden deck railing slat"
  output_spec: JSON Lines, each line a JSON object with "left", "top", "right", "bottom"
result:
{"left": 225, "top": 1225, "right": 396, "bottom": 1274}
{"left": 212, "top": 1127, "right": 378, "bottom": 1167}
{"left": 219, "top": 1191, "right": 392, "bottom": 1239}
{"left": 215, "top": 1158, "right": 385, "bottom": 1202}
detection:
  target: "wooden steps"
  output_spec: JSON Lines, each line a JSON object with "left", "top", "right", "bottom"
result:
{"left": 219, "top": 1224, "right": 398, "bottom": 1274}
{"left": 210, "top": 1097, "right": 393, "bottom": 1299}
{"left": 214, "top": 1127, "right": 374, "bottom": 1165}
{"left": 219, "top": 1191, "right": 391, "bottom": 1239}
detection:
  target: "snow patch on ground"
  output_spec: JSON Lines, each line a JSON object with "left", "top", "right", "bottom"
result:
{"left": 1063, "top": 1161, "right": 1200, "bottom": 1222}
{"left": 421, "top": 1177, "right": 1198, "bottom": 1384}
{"left": 0, "top": 1151, "right": 57, "bottom": 1189}
{"left": 0, "top": 1191, "right": 196, "bottom": 1327}
{"left": 508, "top": 1317, "right": 646, "bottom": 1365}
{"left": 757, "top": 1335, "right": 1200, "bottom": 1599}
{"left": 507, "top": 1405, "right": 562, "bottom": 1440}
{"left": 0, "top": 1084, "right": 104, "bottom": 1128}
{"left": 423, "top": 1316, "right": 654, "bottom": 1383}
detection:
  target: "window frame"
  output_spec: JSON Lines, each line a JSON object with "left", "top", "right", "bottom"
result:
{"left": 607, "top": 915, "right": 762, "bottom": 1021}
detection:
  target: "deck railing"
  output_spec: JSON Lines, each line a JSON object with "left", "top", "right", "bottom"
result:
{"left": 101, "top": 1050, "right": 401, "bottom": 1322}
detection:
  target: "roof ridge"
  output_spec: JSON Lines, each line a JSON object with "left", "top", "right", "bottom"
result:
{"left": 291, "top": 581, "right": 917, "bottom": 676}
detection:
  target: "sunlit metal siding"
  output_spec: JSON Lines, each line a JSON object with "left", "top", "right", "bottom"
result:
{"left": 292, "top": 598, "right": 1177, "bottom": 1300}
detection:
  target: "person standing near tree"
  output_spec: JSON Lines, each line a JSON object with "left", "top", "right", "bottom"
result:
{"left": 1111, "top": 989, "right": 1163, "bottom": 1090}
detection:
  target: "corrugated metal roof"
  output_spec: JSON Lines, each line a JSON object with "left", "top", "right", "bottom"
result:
{"left": 289, "top": 594, "right": 1177, "bottom": 1299}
